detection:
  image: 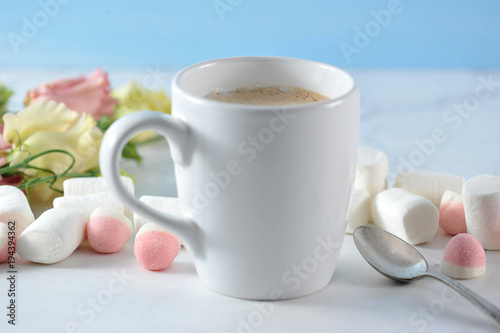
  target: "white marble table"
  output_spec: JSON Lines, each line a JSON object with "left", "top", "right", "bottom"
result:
{"left": 1, "top": 68, "right": 499, "bottom": 333}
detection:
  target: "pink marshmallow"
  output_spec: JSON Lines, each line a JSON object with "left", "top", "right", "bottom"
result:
{"left": 134, "top": 223, "right": 180, "bottom": 271}
{"left": 87, "top": 207, "right": 132, "bottom": 254}
{"left": 440, "top": 233, "right": 486, "bottom": 279}
{"left": 439, "top": 191, "right": 466, "bottom": 235}
{"left": 0, "top": 223, "right": 8, "bottom": 263}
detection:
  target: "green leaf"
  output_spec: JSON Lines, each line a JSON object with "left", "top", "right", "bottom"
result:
{"left": 119, "top": 168, "right": 135, "bottom": 183}
{"left": 121, "top": 142, "right": 142, "bottom": 163}
{"left": 96, "top": 115, "right": 114, "bottom": 131}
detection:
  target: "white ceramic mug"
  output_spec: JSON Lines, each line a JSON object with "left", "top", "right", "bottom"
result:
{"left": 99, "top": 56, "right": 359, "bottom": 300}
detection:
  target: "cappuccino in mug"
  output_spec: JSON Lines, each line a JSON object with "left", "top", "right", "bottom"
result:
{"left": 100, "top": 57, "right": 359, "bottom": 300}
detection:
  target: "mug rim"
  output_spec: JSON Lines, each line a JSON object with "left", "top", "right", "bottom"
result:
{"left": 172, "top": 56, "right": 358, "bottom": 111}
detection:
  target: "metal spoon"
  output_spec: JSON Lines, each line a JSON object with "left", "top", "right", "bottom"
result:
{"left": 353, "top": 225, "right": 500, "bottom": 327}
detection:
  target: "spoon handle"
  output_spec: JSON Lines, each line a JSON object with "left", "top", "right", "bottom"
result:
{"left": 425, "top": 271, "right": 500, "bottom": 327}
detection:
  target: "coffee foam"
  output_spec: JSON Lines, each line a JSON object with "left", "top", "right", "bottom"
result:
{"left": 206, "top": 83, "right": 330, "bottom": 106}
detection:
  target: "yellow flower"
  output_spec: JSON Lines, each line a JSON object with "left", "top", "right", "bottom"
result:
{"left": 111, "top": 80, "right": 171, "bottom": 142}
{"left": 3, "top": 100, "right": 79, "bottom": 145}
{"left": 3, "top": 100, "right": 103, "bottom": 176}
{"left": 112, "top": 80, "right": 171, "bottom": 116}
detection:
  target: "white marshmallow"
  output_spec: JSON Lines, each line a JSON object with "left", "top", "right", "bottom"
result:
{"left": 463, "top": 174, "right": 500, "bottom": 250}
{"left": 63, "top": 176, "right": 134, "bottom": 196}
{"left": 371, "top": 188, "right": 439, "bottom": 245}
{"left": 393, "top": 170, "right": 465, "bottom": 207}
{"left": 62, "top": 176, "right": 134, "bottom": 221}
{"left": 53, "top": 192, "right": 124, "bottom": 221}
{"left": 0, "top": 185, "right": 35, "bottom": 237}
{"left": 354, "top": 146, "right": 389, "bottom": 198}
{"left": 134, "top": 196, "right": 182, "bottom": 232}
{"left": 346, "top": 188, "right": 371, "bottom": 234}
{"left": 16, "top": 207, "right": 86, "bottom": 264}
{"left": 0, "top": 185, "right": 27, "bottom": 200}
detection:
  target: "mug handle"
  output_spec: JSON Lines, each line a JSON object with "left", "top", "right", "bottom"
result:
{"left": 99, "top": 111, "right": 201, "bottom": 256}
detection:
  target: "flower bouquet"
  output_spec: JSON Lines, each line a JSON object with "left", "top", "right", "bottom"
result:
{"left": 0, "top": 69, "right": 171, "bottom": 205}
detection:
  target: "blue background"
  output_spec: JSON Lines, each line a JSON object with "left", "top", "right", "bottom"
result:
{"left": 1, "top": 0, "right": 499, "bottom": 69}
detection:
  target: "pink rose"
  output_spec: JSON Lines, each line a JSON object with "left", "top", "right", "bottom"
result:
{"left": 25, "top": 69, "right": 117, "bottom": 120}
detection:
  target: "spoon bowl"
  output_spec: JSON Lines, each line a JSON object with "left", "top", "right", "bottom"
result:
{"left": 353, "top": 225, "right": 500, "bottom": 327}
{"left": 353, "top": 224, "right": 428, "bottom": 282}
